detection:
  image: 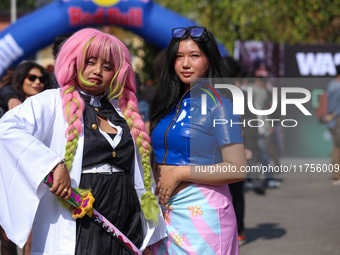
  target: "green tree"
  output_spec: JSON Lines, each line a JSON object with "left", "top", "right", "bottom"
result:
{"left": 154, "top": 0, "right": 340, "bottom": 53}
{"left": 0, "top": 0, "right": 37, "bottom": 11}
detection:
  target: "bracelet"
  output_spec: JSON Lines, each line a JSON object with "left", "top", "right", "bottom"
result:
{"left": 58, "top": 158, "right": 66, "bottom": 169}
{"left": 51, "top": 158, "right": 66, "bottom": 173}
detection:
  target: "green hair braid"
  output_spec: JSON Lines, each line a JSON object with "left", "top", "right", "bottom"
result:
{"left": 63, "top": 84, "right": 81, "bottom": 172}
{"left": 64, "top": 129, "right": 79, "bottom": 171}
{"left": 124, "top": 108, "right": 159, "bottom": 223}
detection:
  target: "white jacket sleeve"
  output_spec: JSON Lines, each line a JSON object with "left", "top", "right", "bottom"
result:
{"left": 0, "top": 89, "right": 64, "bottom": 248}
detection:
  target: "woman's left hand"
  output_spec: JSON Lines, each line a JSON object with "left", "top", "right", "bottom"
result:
{"left": 155, "top": 166, "right": 182, "bottom": 205}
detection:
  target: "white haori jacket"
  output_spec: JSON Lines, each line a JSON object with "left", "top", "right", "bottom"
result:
{"left": 0, "top": 88, "right": 166, "bottom": 255}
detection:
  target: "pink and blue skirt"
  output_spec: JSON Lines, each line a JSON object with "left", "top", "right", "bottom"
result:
{"left": 150, "top": 183, "right": 238, "bottom": 255}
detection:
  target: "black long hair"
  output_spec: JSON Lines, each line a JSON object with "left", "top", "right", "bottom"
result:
{"left": 149, "top": 26, "right": 231, "bottom": 134}
{"left": 12, "top": 61, "right": 49, "bottom": 101}
{"left": 0, "top": 67, "right": 15, "bottom": 88}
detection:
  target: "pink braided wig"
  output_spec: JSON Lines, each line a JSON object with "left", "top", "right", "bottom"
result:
{"left": 54, "top": 28, "right": 159, "bottom": 222}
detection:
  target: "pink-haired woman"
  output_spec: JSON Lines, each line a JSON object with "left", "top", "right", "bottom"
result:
{"left": 0, "top": 28, "right": 166, "bottom": 255}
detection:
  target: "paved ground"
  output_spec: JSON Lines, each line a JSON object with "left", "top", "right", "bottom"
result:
{"left": 6, "top": 158, "right": 340, "bottom": 255}
{"left": 240, "top": 158, "right": 340, "bottom": 255}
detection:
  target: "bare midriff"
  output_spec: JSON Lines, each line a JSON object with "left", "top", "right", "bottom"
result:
{"left": 155, "top": 164, "right": 191, "bottom": 196}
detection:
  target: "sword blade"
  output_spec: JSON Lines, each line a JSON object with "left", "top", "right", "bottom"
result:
{"left": 90, "top": 209, "right": 141, "bottom": 255}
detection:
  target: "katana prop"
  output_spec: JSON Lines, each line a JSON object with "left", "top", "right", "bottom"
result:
{"left": 44, "top": 171, "right": 141, "bottom": 255}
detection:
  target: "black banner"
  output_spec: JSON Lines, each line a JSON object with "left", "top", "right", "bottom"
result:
{"left": 284, "top": 44, "right": 340, "bottom": 77}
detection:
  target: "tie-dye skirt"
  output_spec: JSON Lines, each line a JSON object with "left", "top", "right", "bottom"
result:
{"left": 150, "top": 183, "right": 238, "bottom": 255}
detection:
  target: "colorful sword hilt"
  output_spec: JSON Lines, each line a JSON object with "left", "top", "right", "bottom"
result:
{"left": 43, "top": 171, "right": 95, "bottom": 218}
{"left": 43, "top": 171, "right": 140, "bottom": 254}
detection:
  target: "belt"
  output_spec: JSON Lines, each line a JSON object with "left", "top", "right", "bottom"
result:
{"left": 82, "top": 163, "right": 124, "bottom": 174}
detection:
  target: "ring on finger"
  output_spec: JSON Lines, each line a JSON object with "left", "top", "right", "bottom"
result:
{"left": 63, "top": 188, "right": 68, "bottom": 193}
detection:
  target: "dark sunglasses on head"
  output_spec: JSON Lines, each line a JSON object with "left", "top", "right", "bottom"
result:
{"left": 27, "top": 74, "right": 46, "bottom": 84}
{"left": 172, "top": 27, "right": 212, "bottom": 40}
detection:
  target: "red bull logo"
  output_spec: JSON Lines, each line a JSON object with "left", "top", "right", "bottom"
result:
{"left": 68, "top": 6, "right": 143, "bottom": 27}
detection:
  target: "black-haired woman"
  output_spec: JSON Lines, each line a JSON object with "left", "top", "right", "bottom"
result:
{"left": 0, "top": 61, "right": 49, "bottom": 114}
{"left": 149, "top": 26, "right": 247, "bottom": 254}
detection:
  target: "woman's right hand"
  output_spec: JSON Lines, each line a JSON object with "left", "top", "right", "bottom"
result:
{"left": 49, "top": 163, "right": 72, "bottom": 200}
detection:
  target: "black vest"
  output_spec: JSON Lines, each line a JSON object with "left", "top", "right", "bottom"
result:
{"left": 80, "top": 93, "right": 134, "bottom": 173}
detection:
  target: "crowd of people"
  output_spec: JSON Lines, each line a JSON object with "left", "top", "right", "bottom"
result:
{"left": 0, "top": 25, "right": 337, "bottom": 255}
{"left": 324, "top": 65, "right": 340, "bottom": 185}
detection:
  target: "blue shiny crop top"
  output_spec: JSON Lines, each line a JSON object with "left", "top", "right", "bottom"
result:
{"left": 151, "top": 82, "right": 243, "bottom": 165}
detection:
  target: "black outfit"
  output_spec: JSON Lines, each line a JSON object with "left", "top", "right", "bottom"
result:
{"left": 49, "top": 73, "right": 61, "bottom": 89}
{"left": 0, "top": 84, "right": 20, "bottom": 115}
{"left": 0, "top": 105, "right": 4, "bottom": 118}
{"left": 228, "top": 181, "right": 245, "bottom": 235}
{"left": 75, "top": 93, "right": 143, "bottom": 255}
{"left": 242, "top": 90, "right": 260, "bottom": 153}
{"left": 228, "top": 90, "right": 260, "bottom": 235}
